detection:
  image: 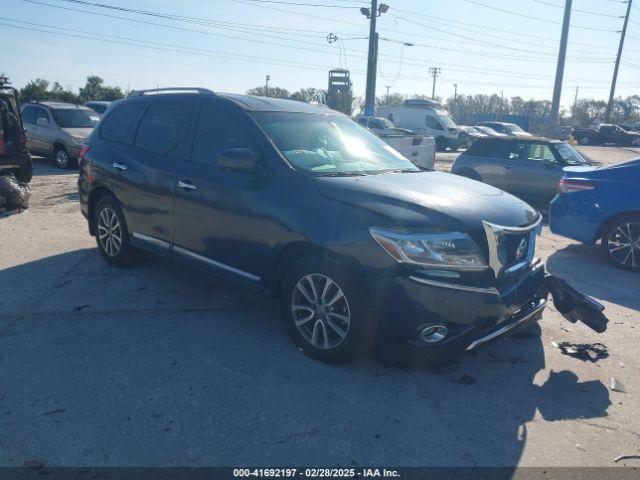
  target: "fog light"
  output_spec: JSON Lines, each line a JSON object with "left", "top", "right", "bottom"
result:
{"left": 420, "top": 325, "right": 448, "bottom": 343}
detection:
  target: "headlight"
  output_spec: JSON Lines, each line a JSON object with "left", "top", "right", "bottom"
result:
{"left": 370, "top": 227, "right": 487, "bottom": 269}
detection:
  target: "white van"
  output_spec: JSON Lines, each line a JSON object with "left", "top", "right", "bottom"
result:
{"left": 377, "top": 99, "right": 467, "bottom": 151}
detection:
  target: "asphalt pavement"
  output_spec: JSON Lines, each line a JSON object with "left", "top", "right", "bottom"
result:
{"left": 0, "top": 147, "right": 639, "bottom": 467}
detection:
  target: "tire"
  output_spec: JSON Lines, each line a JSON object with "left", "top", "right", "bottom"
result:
{"left": 435, "top": 137, "right": 447, "bottom": 152}
{"left": 94, "top": 195, "right": 141, "bottom": 267}
{"left": 12, "top": 159, "right": 33, "bottom": 183}
{"left": 280, "top": 255, "right": 374, "bottom": 363}
{"left": 600, "top": 214, "right": 640, "bottom": 272}
{"left": 578, "top": 136, "right": 590, "bottom": 146}
{"left": 631, "top": 138, "right": 640, "bottom": 147}
{"left": 54, "top": 145, "right": 72, "bottom": 169}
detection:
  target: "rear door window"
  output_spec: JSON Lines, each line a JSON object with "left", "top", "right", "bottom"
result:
{"left": 134, "top": 102, "right": 194, "bottom": 159}
{"left": 502, "top": 142, "right": 526, "bottom": 160}
{"left": 101, "top": 103, "right": 145, "bottom": 144}
{"left": 191, "top": 104, "right": 257, "bottom": 168}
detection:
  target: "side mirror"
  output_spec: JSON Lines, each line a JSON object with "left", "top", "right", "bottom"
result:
{"left": 36, "top": 117, "right": 49, "bottom": 127}
{"left": 218, "top": 147, "right": 257, "bottom": 173}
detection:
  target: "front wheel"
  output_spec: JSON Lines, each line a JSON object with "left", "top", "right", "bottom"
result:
{"left": 435, "top": 137, "right": 447, "bottom": 152}
{"left": 578, "top": 136, "right": 590, "bottom": 146}
{"left": 54, "top": 146, "right": 72, "bottom": 169}
{"left": 601, "top": 215, "right": 640, "bottom": 272}
{"left": 280, "top": 255, "right": 374, "bottom": 363}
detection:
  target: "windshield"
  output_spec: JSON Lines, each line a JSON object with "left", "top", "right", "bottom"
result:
{"left": 52, "top": 108, "right": 99, "bottom": 128}
{"left": 476, "top": 126, "right": 498, "bottom": 135}
{"left": 554, "top": 142, "right": 588, "bottom": 165}
{"left": 436, "top": 114, "right": 456, "bottom": 128}
{"left": 505, "top": 123, "right": 525, "bottom": 133}
{"left": 251, "top": 112, "right": 419, "bottom": 176}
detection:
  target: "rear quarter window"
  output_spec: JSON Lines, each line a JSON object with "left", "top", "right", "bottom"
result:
{"left": 100, "top": 103, "right": 145, "bottom": 144}
{"left": 466, "top": 139, "right": 499, "bottom": 156}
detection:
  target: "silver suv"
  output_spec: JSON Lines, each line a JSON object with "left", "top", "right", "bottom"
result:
{"left": 20, "top": 101, "right": 99, "bottom": 168}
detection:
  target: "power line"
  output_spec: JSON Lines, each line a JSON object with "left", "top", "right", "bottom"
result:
{"left": 228, "top": 0, "right": 364, "bottom": 8}
{"left": 460, "top": 0, "right": 621, "bottom": 32}
{"left": 531, "top": 0, "right": 625, "bottom": 18}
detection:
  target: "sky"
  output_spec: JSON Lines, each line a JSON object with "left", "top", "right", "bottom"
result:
{"left": 1, "top": 0, "right": 639, "bottom": 110}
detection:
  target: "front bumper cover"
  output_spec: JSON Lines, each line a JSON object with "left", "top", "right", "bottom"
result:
{"left": 370, "top": 261, "right": 608, "bottom": 354}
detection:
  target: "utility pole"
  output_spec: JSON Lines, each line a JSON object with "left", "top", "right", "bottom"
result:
{"left": 265, "top": 75, "right": 270, "bottom": 97}
{"left": 549, "top": 0, "right": 572, "bottom": 128}
{"left": 572, "top": 85, "right": 579, "bottom": 121}
{"left": 453, "top": 83, "right": 458, "bottom": 102}
{"left": 429, "top": 67, "right": 441, "bottom": 100}
{"left": 384, "top": 85, "right": 391, "bottom": 104}
{"left": 605, "top": 0, "right": 633, "bottom": 123}
{"left": 363, "top": 1, "right": 389, "bottom": 116}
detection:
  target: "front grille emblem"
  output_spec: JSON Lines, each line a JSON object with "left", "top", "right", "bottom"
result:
{"left": 482, "top": 216, "right": 541, "bottom": 278}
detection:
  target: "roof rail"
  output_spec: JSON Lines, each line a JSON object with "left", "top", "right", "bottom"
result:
{"left": 128, "top": 87, "right": 216, "bottom": 97}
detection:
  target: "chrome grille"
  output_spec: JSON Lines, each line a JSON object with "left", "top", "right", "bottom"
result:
{"left": 482, "top": 216, "right": 542, "bottom": 278}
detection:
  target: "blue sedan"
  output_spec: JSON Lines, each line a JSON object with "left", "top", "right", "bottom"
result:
{"left": 550, "top": 158, "right": 640, "bottom": 271}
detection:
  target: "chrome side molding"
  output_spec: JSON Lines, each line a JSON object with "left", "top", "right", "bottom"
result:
{"left": 131, "top": 232, "right": 260, "bottom": 283}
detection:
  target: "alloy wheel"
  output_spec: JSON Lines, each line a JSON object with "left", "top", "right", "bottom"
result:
{"left": 291, "top": 273, "right": 351, "bottom": 350}
{"left": 607, "top": 222, "right": 640, "bottom": 268}
{"left": 97, "top": 206, "right": 123, "bottom": 257}
{"left": 55, "top": 149, "right": 70, "bottom": 168}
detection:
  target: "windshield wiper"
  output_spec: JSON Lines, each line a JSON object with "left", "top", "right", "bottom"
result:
{"left": 379, "top": 168, "right": 422, "bottom": 174}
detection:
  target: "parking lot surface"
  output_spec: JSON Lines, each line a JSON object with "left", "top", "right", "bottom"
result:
{"left": 1, "top": 147, "right": 639, "bottom": 467}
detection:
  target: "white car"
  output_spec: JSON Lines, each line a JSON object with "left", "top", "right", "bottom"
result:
{"left": 355, "top": 115, "right": 436, "bottom": 170}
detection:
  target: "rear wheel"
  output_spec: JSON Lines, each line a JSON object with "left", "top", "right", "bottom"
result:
{"left": 601, "top": 215, "right": 640, "bottom": 272}
{"left": 94, "top": 195, "right": 141, "bottom": 267}
{"left": 280, "top": 255, "right": 373, "bottom": 363}
{"left": 435, "top": 137, "right": 447, "bottom": 151}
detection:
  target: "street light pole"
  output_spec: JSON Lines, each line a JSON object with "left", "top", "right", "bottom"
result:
{"left": 605, "top": 0, "right": 633, "bottom": 123}
{"left": 384, "top": 85, "right": 391, "bottom": 104}
{"left": 549, "top": 0, "right": 572, "bottom": 128}
{"left": 265, "top": 75, "right": 270, "bottom": 97}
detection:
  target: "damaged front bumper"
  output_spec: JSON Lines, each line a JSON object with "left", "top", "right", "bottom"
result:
{"left": 370, "top": 259, "right": 608, "bottom": 354}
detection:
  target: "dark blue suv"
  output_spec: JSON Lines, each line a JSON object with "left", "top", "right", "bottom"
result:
{"left": 78, "top": 88, "right": 607, "bottom": 363}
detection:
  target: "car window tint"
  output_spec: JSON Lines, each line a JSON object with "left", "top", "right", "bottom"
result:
{"left": 35, "top": 107, "right": 50, "bottom": 123}
{"left": 134, "top": 103, "right": 193, "bottom": 158}
{"left": 527, "top": 144, "right": 555, "bottom": 162}
{"left": 21, "top": 106, "right": 36, "bottom": 124}
{"left": 467, "top": 139, "right": 497, "bottom": 156}
{"left": 192, "top": 105, "right": 256, "bottom": 167}
{"left": 503, "top": 142, "right": 526, "bottom": 160}
{"left": 101, "top": 103, "right": 145, "bottom": 144}
{"left": 425, "top": 116, "right": 443, "bottom": 130}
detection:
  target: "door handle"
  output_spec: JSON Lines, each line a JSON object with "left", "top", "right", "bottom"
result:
{"left": 178, "top": 180, "right": 198, "bottom": 191}
{"left": 113, "top": 162, "right": 127, "bottom": 171}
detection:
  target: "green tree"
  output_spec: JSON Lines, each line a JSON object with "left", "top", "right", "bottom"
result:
{"left": 291, "top": 87, "right": 326, "bottom": 103}
{"left": 20, "top": 78, "right": 51, "bottom": 100}
{"left": 246, "top": 85, "right": 290, "bottom": 98}
{"left": 79, "top": 76, "right": 124, "bottom": 101}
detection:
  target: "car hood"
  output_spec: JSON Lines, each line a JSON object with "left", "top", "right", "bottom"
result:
{"left": 61, "top": 127, "right": 93, "bottom": 139}
{"left": 316, "top": 171, "right": 539, "bottom": 231}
